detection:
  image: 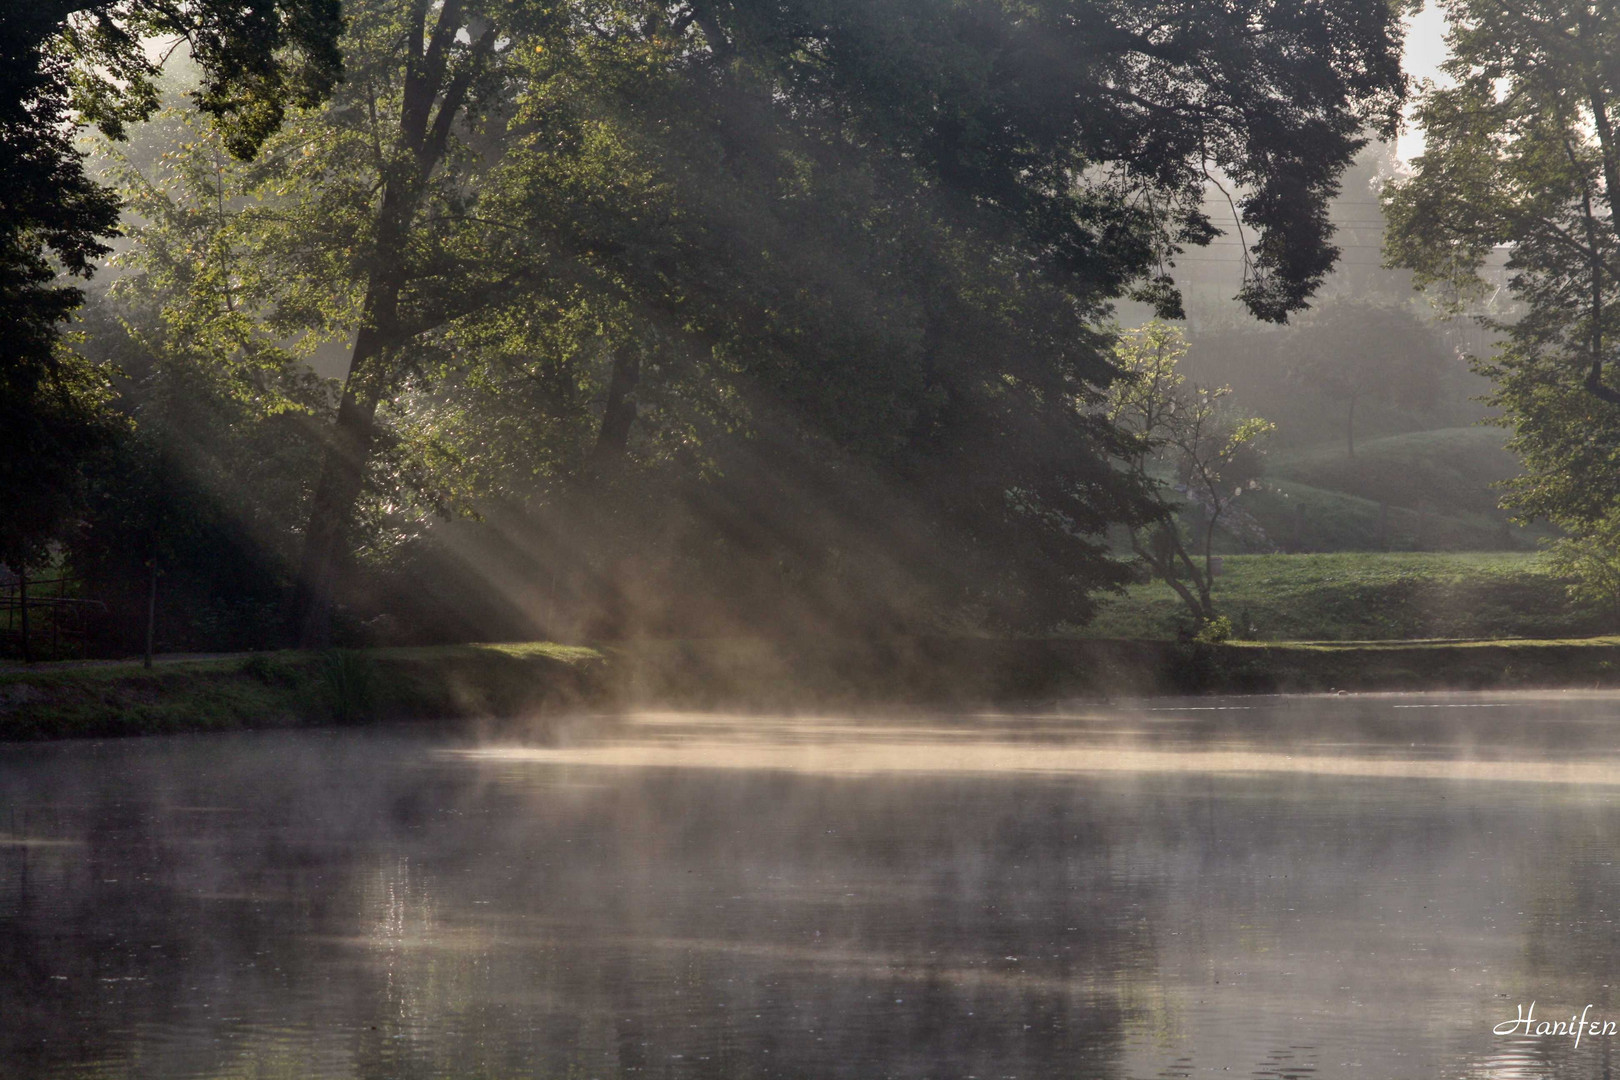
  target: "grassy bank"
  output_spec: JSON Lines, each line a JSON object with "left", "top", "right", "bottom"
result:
{"left": 1217, "top": 636, "right": 1620, "bottom": 693}
{"left": 10, "top": 633, "right": 1620, "bottom": 741}
{"left": 1085, "top": 552, "right": 1608, "bottom": 641}
{"left": 605, "top": 635, "right": 1620, "bottom": 703}
{"left": 0, "top": 644, "right": 605, "bottom": 741}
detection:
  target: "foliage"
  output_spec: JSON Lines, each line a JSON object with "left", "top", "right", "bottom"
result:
{"left": 1, "top": 0, "right": 340, "bottom": 575}
{"left": 0, "top": 344, "right": 122, "bottom": 576}
{"left": 1281, "top": 299, "right": 1451, "bottom": 457}
{"left": 96, "top": 0, "right": 1404, "bottom": 640}
{"left": 53, "top": 187, "right": 330, "bottom": 654}
{"left": 1381, "top": 0, "right": 1620, "bottom": 609}
{"left": 66, "top": 421, "right": 304, "bottom": 654}
{"left": 316, "top": 648, "right": 375, "bottom": 722}
{"left": 1544, "top": 514, "right": 1620, "bottom": 629}
{"left": 58, "top": 0, "right": 1408, "bottom": 644}
{"left": 1107, "top": 321, "right": 1274, "bottom": 625}
{"left": 0, "top": 644, "right": 605, "bottom": 739}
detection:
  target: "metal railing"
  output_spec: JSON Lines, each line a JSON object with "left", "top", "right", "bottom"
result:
{"left": 0, "top": 576, "right": 107, "bottom": 661}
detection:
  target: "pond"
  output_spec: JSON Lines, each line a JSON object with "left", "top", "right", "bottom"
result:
{"left": 4, "top": 692, "right": 1620, "bottom": 1079}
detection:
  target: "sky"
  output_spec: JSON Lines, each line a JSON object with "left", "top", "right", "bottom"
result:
{"left": 1398, "top": 1, "right": 1450, "bottom": 162}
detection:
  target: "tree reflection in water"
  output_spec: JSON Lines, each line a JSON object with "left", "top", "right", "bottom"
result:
{"left": 2, "top": 698, "right": 1620, "bottom": 1078}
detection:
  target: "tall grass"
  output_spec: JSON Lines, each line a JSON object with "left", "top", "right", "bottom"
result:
{"left": 318, "top": 649, "right": 376, "bottom": 723}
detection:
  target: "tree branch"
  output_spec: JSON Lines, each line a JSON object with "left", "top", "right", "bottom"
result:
{"left": 687, "top": 0, "right": 733, "bottom": 62}
{"left": 420, "top": 26, "right": 496, "bottom": 171}
{"left": 1568, "top": 138, "right": 1620, "bottom": 406}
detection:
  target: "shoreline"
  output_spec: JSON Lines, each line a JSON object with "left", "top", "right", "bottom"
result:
{"left": 6, "top": 636, "right": 1620, "bottom": 741}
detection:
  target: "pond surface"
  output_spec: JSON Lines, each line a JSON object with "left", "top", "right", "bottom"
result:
{"left": 5, "top": 692, "right": 1620, "bottom": 1079}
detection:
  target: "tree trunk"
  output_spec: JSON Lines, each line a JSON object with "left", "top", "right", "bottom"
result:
{"left": 1572, "top": 151, "right": 1620, "bottom": 405}
{"left": 587, "top": 350, "right": 641, "bottom": 469}
{"left": 1135, "top": 519, "right": 1212, "bottom": 626}
{"left": 17, "top": 569, "right": 29, "bottom": 665}
{"left": 144, "top": 556, "right": 157, "bottom": 670}
{"left": 1200, "top": 518, "right": 1216, "bottom": 617}
{"left": 294, "top": 367, "right": 383, "bottom": 648}
{"left": 294, "top": 290, "right": 395, "bottom": 647}
{"left": 1138, "top": 535, "right": 1202, "bottom": 624}
{"left": 1346, "top": 395, "right": 1356, "bottom": 458}
{"left": 291, "top": 0, "right": 496, "bottom": 647}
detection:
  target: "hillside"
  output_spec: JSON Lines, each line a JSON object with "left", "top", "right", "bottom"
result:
{"left": 1200, "top": 427, "right": 1545, "bottom": 553}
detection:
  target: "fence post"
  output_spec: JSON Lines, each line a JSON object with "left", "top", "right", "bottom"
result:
{"left": 144, "top": 558, "right": 157, "bottom": 670}
{"left": 18, "top": 569, "right": 29, "bottom": 665}
{"left": 52, "top": 574, "right": 64, "bottom": 657}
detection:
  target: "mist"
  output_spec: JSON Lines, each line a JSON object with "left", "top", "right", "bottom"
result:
{"left": 11, "top": 1, "right": 1620, "bottom": 1077}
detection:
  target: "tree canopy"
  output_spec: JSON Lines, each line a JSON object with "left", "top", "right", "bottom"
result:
{"left": 0, "top": 0, "right": 341, "bottom": 574}
{"left": 254, "top": 0, "right": 1408, "bottom": 640}
{"left": 1382, "top": 0, "right": 1620, "bottom": 566}
{"left": 15, "top": 0, "right": 1410, "bottom": 647}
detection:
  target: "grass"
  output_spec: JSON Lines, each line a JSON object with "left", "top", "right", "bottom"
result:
{"left": 0, "top": 644, "right": 608, "bottom": 741}
{"left": 1231, "top": 635, "right": 1620, "bottom": 652}
{"left": 368, "top": 642, "right": 602, "bottom": 663}
{"left": 1212, "top": 636, "right": 1620, "bottom": 693}
{"left": 1269, "top": 426, "right": 1517, "bottom": 518}
{"left": 1234, "top": 480, "right": 1534, "bottom": 553}
{"left": 1084, "top": 551, "right": 1609, "bottom": 641}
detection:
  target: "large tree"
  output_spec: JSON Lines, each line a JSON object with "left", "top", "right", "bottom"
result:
{"left": 268, "top": 0, "right": 1407, "bottom": 640}
{"left": 1382, "top": 0, "right": 1620, "bottom": 560}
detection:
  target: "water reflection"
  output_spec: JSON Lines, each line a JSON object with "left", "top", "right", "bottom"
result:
{"left": 2, "top": 693, "right": 1620, "bottom": 1077}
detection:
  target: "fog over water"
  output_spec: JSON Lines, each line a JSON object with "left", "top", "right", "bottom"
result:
{"left": 5, "top": 695, "right": 1620, "bottom": 1079}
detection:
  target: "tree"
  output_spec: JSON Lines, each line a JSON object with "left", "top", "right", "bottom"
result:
{"left": 283, "top": 0, "right": 552, "bottom": 646}
{"left": 445, "top": 0, "right": 1411, "bottom": 634}
{"left": 1284, "top": 300, "right": 1449, "bottom": 457}
{"left": 1107, "top": 322, "right": 1273, "bottom": 627}
{"left": 0, "top": 345, "right": 120, "bottom": 637}
{"left": 1381, "top": 0, "right": 1620, "bottom": 594}
{"left": 114, "top": 0, "right": 1408, "bottom": 641}
{"left": 418, "top": 0, "right": 1409, "bottom": 635}
{"left": 1544, "top": 512, "right": 1620, "bottom": 630}
{"left": 67, "top": 123, "right": 335, "bottom": 654}
{"left": 1, "top": 0, "right": 340, "bottom": 583}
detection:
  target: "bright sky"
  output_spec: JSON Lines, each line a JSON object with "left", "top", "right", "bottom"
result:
{"left": 1398, "top": 1, "right": 1451, "bottom": 162}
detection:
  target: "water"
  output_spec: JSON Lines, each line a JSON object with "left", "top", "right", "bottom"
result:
{"left": 4, "top": 692, "right": 1620, "bottom": 1079}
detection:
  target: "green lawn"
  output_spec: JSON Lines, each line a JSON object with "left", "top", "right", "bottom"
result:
{"left": 1082, "top": 551, "right": 1609, "bottom": 641}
